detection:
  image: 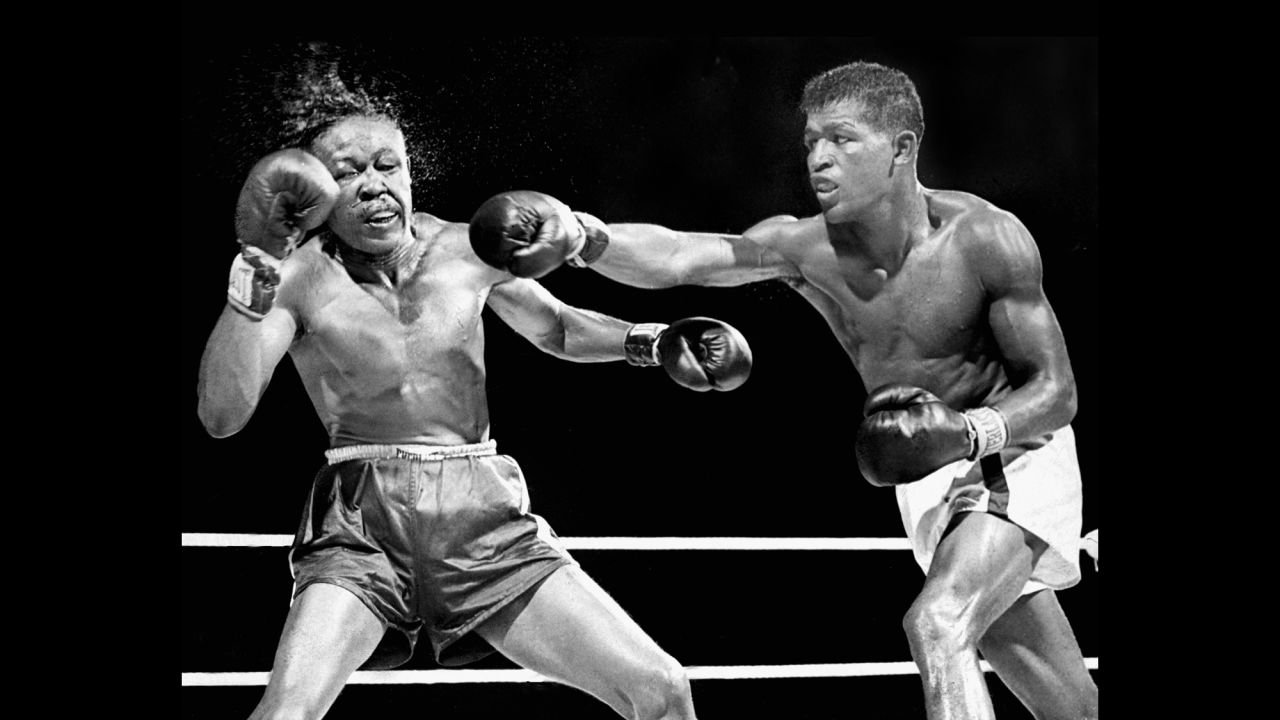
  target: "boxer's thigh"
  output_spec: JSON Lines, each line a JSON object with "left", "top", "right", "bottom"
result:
{"left": 474, "top": 564, "right": 688, "bottom": 714}
{"left": 252, "top": 582, "right": 385, "bottom": 719}
{"left": 913, "top": 512, "right": 1046, "bottom": 639}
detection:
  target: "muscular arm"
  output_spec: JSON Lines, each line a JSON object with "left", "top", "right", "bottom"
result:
{"left": 590, "top": 216, "right": 802, "bottom": 288}
{"left": 196, "top": 301, "right": 298, "bottom": 438}
{"left": 486, "top": 277, "right": 632, "bottom": 362}
{"left": 972, "top": 214, "right": 1077, "bottom": 444}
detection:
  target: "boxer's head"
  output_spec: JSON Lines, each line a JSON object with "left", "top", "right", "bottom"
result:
{"left": 271, "top": 58, "right": 415, "bottom": 255}
{"left": 799, "top": 62, "right": 924, "bottom": 222}
{"left": 309, "top": 114, "right": 413, "bottom": 255}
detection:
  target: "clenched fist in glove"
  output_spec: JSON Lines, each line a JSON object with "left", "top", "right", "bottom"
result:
{"left": 855, "top": 384, "right": 1010, "bottom": 486}
{"left": 624, "top": 318, "right": 753, "bottom": 392}
{"left": 227, "top": 150, "right": 339, "bottom": 319}
{"left": 468, "top": 190, "right": 610, "bottom": 278}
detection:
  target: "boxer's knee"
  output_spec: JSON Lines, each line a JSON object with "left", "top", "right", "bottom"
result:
{"left": 623, "top": 655, "right": 693, "bottom": 720}
{"left": 902, "top": 592, "right": 978, "bottom": 657}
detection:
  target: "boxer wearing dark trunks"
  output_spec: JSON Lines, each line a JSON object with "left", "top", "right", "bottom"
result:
{"left": 197, "top": 83, "right": 750, "bottom": 718}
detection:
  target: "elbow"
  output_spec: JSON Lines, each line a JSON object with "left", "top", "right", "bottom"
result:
{"left": 534, "top": 328, "right": 573, "bottom": 361}
{"left": 666, "top": 260, "right": 694, "bottom": 288}
{"left": 197, "top": 398, "right": 247, "bottom": 439}
{"left": 655, "top": 252, "right": 701, "bottom": 288}
{"left": 1053, "top": 377, "right": 1078, "bottom": 427}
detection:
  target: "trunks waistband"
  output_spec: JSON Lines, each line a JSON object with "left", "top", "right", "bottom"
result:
{"left": 324, "top": 440, "right": 498, "bottom": 465}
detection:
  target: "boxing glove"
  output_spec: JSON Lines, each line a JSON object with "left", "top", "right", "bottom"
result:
{"left": 468, "top": 191, "right": 610, "bottom": 278}
{"left": 854, "top": 384, "right": 1009, "bottom": 486}
{"left": 625, "top": 317, "right": 752, "bottom": 391}
{"left": 227, "top": 150, "right": 339, "bottom": 319}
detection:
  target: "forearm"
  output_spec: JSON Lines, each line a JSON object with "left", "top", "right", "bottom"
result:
{"left": 196, "top": 305, "right": 291, "bottom": 436}
{"left": 540, "top": 305, "right": 634, "bottom": 362}
{"left": 554, "top": 311, "right": 755, "bottom": 392}
{"left": 592, "top": 224, "right": 746, "bottom": 288}
{"left": 989, "top": 371, "right": 1077, "bottom": 446}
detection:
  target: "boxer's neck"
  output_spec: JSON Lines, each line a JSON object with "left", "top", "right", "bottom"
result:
{"left": 331, "top": 230, "right": 423, "bottom": 287}
{"left": 827, "top": 184, "right": 930, "bottom": 275}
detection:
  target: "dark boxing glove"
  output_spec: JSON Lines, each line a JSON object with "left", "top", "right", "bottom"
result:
{"left": 227, "top": 150, "right": 339, "bottom": 320}
{"left": 624, "top": 317, "right": 752, "bottom": 391}
{"left": 468, "top": 191, "right": 610, "bottom": 278}
{"left": 854, "top": 384, "right": 1010, "bottom": 486}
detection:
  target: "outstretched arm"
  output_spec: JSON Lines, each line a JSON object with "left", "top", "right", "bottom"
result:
{"left": 971, "top": 212, "right": 1077, "bottom": 444}
{"left": 468, "top": 190, "right": 803, "bottom": 288}
{"left": 486, "top": 277, "right": 753, "bottom": 391}
{"left": 588, "top": 217, "right": 801, "bottom": 289}
{"left": 486, "top": 277, "right": 631, "bottom": 362}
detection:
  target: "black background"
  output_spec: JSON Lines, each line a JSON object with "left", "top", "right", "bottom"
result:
{"left": 181, "top": 36, "right": 1098, "bottom": 719}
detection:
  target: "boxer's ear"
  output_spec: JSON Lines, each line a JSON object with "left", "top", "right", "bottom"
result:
{"left": 891, "top": 130, "right": 918, "bottom": 166}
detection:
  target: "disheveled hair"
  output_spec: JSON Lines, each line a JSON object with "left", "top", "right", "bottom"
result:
{"left": 274, "top": 48, "right": 403, "bottom": 157}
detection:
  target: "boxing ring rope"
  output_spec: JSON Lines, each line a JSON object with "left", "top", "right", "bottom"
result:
{"left": 182, "top": 533, "right": 912, "bottom": 550}
{"left": 182, "top": 532, "right": 1098, "bottom": 687}
{"left": 184, "top": 659, "right": 1100, "bottom": 687}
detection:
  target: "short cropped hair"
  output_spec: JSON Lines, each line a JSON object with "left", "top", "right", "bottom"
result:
{"left": 800, "top": 61, "right": 925, "bottom": 142}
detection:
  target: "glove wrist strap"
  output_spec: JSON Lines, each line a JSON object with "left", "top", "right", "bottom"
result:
{"left": 624, "top": 323, "right": 668, "bottom": 366}
{"left": 566, "top": 212, "right": 610, "bottom": 268}
{"left": 227, "top": 246, "right": 282, "bottom": 321}
{"left": 963, "top": 406, "right": 1010, "bottom": 460}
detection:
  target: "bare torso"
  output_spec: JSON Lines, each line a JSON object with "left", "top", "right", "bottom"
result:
{"left": 283, "top": 214, "right": 498, "bottom": 446}
{"left": 768, "top": 190, "right": 1013, "bottom": 410}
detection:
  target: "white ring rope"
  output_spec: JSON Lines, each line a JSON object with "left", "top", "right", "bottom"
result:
{"left": 182, "top": 533, "right": 912, "bottom": 550}
{"left": 184, "top": 532, "right": 1098, "bottom": 685}
{"left": 182, "top": 659, "right": 1098, "bottom": 687}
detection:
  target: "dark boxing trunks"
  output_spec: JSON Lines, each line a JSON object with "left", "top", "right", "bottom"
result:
{"left": 288, "top": 442, "right": 576, "bottom": 669}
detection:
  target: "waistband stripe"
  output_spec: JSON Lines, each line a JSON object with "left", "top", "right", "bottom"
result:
{"left": 324, "top": 441, "right": 498, "bottom": 464}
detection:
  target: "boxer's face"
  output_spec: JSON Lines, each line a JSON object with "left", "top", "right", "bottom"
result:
{"left": 313, "top": 116, "right": 413, "bottom": 254}
{"left": 803, "top": 98, "right": 898, "bottom": 223}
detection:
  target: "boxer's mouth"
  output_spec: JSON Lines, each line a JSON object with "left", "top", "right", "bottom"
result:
{"left": 361, "top": 205, "right": 400, "bottom": 227}
{"left": 811, "top": 177, "right": 839, "bottom": 195}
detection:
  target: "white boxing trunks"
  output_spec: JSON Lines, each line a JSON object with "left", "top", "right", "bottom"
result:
{"left": 896, "top": 424, "right": 1083, "bottom": 595}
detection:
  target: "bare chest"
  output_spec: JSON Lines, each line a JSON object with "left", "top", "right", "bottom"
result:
{"left": 295, "top": 260, "right": 489, "bottom": 376}
{"left": 793, "top": 240, "right": 986, "bottom": 362}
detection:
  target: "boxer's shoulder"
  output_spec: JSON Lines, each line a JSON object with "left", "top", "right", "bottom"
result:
{"left": 409, "top": 214, "right": 473, "bottom": 259}
{"left": 927, "top": 190, "right": 1025, "bottom": 245}
{"left": 743, "top": 213, "right": 825, "bottom": 265}
{"left": 925, "top": 191, "right": 1037, "bottom": 279}
{"left": 277, "top": 236, "right": 334, "bottom": 286}
{"left": 410, "top": 212, "right": 456, "bottom": 241}
{"left": 409, "top": 213, "right": 511, "bottom": 284}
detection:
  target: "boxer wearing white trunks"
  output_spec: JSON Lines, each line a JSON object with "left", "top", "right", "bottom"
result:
{"left": 497, "top": 61, "right": 1098, "bottom": 720}
{"left": 895, "top": 424, "right": 1083, "bottom": 597}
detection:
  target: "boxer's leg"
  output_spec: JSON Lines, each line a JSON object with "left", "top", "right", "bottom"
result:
{"left": 248, "top": 582, "right": 385, "bottom": 720}
{"left": 978, "top": 589, "right": 1098, "bottom": 720}
{"left": 475, "top": 564, "right": 695, "bottom": 720}
{"left": 902, "top": 511, "right": 1044, "bottom": 720}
